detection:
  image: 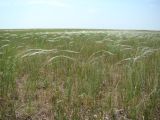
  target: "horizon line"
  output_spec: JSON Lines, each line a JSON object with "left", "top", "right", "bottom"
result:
{"left": 0, "top": 28, "right": 160, "bottom": 32}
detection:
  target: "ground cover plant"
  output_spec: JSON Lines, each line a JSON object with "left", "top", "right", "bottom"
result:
{"left": 0, "top": 29, "right": 160, "bottom": 120}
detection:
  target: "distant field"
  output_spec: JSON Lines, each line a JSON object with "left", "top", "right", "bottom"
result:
{"left": 0, "top": 30, "right": 160, "bottom": 120}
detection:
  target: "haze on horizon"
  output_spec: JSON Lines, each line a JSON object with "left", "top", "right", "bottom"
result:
{"left": 0, "top": 0, "right": 160, "bottom": 30}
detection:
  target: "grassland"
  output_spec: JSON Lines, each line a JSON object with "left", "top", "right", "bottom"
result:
{"left": 0, "top": 29, "right": 160, "bottom": 120}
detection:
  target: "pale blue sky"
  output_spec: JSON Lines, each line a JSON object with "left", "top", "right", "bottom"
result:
{"left": 0, "top": 0, "right": 160, "bottom": 30}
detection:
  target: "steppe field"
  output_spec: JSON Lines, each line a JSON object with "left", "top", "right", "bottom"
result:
{"left": 0, "top": 29, "right": 160, "bottom": 120}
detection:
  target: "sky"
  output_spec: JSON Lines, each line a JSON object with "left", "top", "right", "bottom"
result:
{"left": 0, "top": 0, "right": 160, "bottom": 30}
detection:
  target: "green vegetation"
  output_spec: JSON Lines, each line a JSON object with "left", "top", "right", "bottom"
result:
{"left": 0, "top": 29, "right": 160, "bottom": 120}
